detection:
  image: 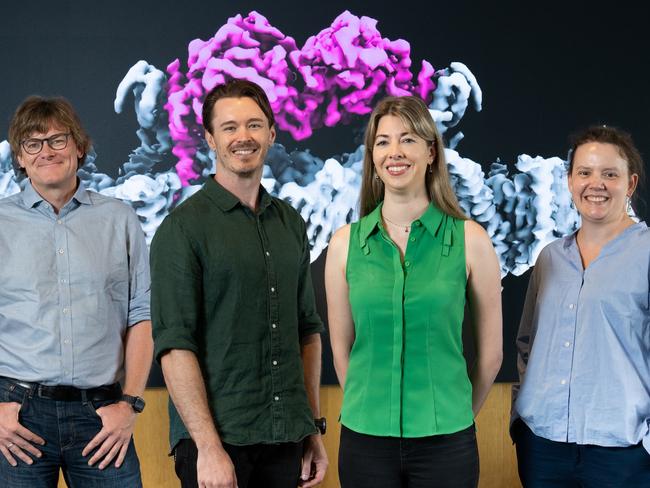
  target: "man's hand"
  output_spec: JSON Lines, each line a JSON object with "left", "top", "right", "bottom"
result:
{"left": 82, "top": 401, "right": 136, "bottom": 469}
{"left": 0, "top": 402, "right": 45, "bottom": 466}
{"left": 299, "top": 434, "right": 328, "bottom": 487}
{"left": 196, "top": 444, "right": 237, "bottom": 488}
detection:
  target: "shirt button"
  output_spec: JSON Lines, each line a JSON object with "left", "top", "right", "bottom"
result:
{"left": 564, "top": 341, "right": 571, "bottom": 348}
{"left": 270, "top": 287, "right": 275, "bottom": 293}
{"left": 568, "top": 303, "right": 575, "bottom": 309}
{"left": 409, "top": 237, "right": 416, "bottom": 242}
{"left": 265, "top": 251, "right": 270, "bottom": 257}
{"left": 57, "top": 220, "right": 63, "bottom": 225}
{"left": 404, "top": 261, "right": 411, "bottom": 267}
{"left": 272, "top": 360, "right": 278, "bottom": 366}
{"left": 60, "top": 278, "right": 67, "bottom": 284}
{"left": 62, "top": 307, "right": 69, "bottom": 314}
{"left": 271, "top": 323, "right": 277, "bottom": 329}
{"left": 274, "top": 396, "right": 280, "bottom": 401}
{"left": 63, "top": 339, "right": 70, "bottom": 344}
{"left": 414, "top": 221, "right": 421, "bottom": 226}
{"left": 560, "top": 379, "right": 567, "bottom": 385}
{"left": 58, "top": 248, "right": 65, "bottom": 255}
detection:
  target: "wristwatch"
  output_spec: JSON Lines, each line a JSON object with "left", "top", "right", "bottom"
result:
{"left": 121, "top": 394, "right": 146, "bottom": 413}
{"left": 314, "top": 417, "right": 326, "bottom": 435}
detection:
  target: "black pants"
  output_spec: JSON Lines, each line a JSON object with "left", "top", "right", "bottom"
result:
{"left": 174, "top": 438, "right": 303, "bottom": 488}
{"left": 513, "top": 420, "right": 650, "bottom": 487}
{"left": 338, "top": 424, "right": 479, "bottom": 488}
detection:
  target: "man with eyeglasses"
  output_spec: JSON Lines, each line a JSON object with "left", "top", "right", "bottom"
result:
{"left": 0, "top": 96, "right": 152, "bottom": 487}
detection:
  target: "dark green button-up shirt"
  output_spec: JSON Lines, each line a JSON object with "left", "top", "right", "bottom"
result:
{"left": 151, "top": 177, "right": 323, "bottom": 449}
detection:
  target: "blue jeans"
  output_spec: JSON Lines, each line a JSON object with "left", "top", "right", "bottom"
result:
{"left": 338, "top": 424, "right": 479, "bottom": 488}
{"left": 0, "top": 378, "right": 142, "bottom": 487}
{"left": 513, "top": 419, "right": 650, "bottom": 487}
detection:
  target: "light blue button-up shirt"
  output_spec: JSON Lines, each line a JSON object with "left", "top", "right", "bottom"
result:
{"left": 513, "top": 222, "right": 650, "bottom": 454}
{"left": 0, "top": 181, "right": 150, "bottom": 388}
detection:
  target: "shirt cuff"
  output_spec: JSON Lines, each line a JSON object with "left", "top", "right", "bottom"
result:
{"left": 154, "top": 329, "right": 199, "bottom": 363}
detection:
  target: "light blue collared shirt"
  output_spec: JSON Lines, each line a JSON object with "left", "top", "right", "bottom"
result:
{"left": 0, "top": 181, "right": 150, "bottom": 388}
{"left": 513, "top": 222, "right": 650, "bottom": 453}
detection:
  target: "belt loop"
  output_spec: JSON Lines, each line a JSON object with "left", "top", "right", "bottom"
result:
{"left": 81, "top": 389, "right": 88, "bottom": 405}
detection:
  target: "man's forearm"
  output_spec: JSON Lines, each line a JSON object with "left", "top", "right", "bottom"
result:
{"left": 122, "top": 320, "right": 154, "bottom": 396}
{"left": 300, "top": 333, "right": 322, "bottom": 417}
{"left": 160, "top": 349, "right": 222, "bottom": 449}
{"left": 299, "top": 334, "right": 329, "bottom": 486}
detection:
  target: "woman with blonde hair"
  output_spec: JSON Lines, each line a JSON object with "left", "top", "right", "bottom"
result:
{"left": 325, "top": 96, "right": 502, "bottom": 487}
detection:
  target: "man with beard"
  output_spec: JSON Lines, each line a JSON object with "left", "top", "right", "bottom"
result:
{"left": 151, "top": 79, "right": 328, "bottom": 488}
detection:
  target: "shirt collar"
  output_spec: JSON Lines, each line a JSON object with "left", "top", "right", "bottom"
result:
{"left": 203, "top": 175, "right": 272, "bottom": 213}
{"left": 358, "top": 203, "right": 383, "bottom": 244}
{"left": 21, "top": 178, "right": 90, "bottom": 208}
{"left": 358, "top": 201, "right": 447, "bottom": 249}
{"left": 563, "top": 221, "right": 648, "bottom": 250}
{"left": 418, "top": 202, "right": 446, "bottom": 238}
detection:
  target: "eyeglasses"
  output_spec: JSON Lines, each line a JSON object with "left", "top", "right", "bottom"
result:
{"left": 21, "top": 133, "right": 71, "bottom": 155}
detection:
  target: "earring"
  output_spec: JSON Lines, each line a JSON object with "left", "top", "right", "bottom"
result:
{"left": 428, "top": 164, "right": 433, "bottom": 174}
{"left": 627, "top": 196, "right": 633, "bottom": 215}
{"left": 570, "top": 199, "right": 575, "bottom": 210}
{"left": 374, "top": 174, "right": 380, "bottom": 180}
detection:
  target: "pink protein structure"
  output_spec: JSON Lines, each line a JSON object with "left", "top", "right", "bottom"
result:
{"left": 165, "top": 10, "right": 437, "bottom": 185}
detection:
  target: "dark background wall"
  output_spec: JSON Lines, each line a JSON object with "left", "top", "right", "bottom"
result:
{"left": 2, "top": 0, "right": 648, "bottom": 384}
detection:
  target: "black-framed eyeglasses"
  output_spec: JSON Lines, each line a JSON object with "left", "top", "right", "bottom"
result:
{"left": 21, "top": 133, "right": 71, "bottom": 155}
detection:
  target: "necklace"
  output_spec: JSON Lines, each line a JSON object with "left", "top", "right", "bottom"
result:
{"left": 382, "top": 212, "right": 411, "bottom": 233}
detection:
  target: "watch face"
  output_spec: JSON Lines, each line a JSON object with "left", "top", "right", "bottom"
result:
{"left": 133, "top": 397, "right": 146, "bottom": 413}
{"left": 315, "top": 417, "right": 326, "bottom": 435}
{"left": 123, "top": 394, "right": 146, "bottom": 413}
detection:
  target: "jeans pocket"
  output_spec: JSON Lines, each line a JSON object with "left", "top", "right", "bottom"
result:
{"left": 0, "top": 383, "right": 29, "bottom": 413}
{"left": 84, "top": 398, "right": 118, "bottom": 418}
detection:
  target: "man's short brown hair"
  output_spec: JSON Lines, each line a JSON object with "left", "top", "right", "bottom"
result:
{"left": 201, "top": 79, "right": 275, "bottom": 134}
{"left": 8, "top": 96, "right": 91, "bottom": 174}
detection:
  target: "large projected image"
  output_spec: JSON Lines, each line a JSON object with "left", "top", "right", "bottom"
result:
{"left": 0, "top": 10, "right": 581, "bottom": 279}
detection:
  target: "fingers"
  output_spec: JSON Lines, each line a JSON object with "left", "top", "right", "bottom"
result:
{"left": 113, "top": 441, "right": 130, "bottom": 468}
{"left": 14, "top": 425, "right": 45, "bottom": 449}
{"left": 0, "top": 441, "right": 37, "bottom": 466}
{"left": 82, "top": 429, "right": 108, "bottom": 457}
{"left": 299, "top": 437, "right": 328, "bottom": 487}
{"left": 83, "top": 402, "right": 136, "bottom": 469}
{"left": 0, "top": 402, "right": 45, "bottom": 464}
{"left": 86, "top": 434, "right": 133, "bottom": 469}
{"left": 0, "top": 444, "right": 18, "bottom": 466}
{"left": 300, "top": 451, "right": 314, "bottom": 482}
{"left": 300, "top": 463, "right": 326, "bottom": 487}
{"left": 6, "top": 435, "right": 43, "bottom": 459}
{"left": 86, "top": 433, "right": 119, "bottom": 467}
{"left": 97, "top": 439, "right": 123, "bottom": 470}
{"left": 196, "top": 445, "right": 238, "bottom": 487}
{"left": 197, "top": 477, "right": 238, "bottom": 488}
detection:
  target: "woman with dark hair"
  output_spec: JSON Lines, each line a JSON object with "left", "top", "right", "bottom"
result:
{"left": 512, "top": 125, "right": 650, "bottom": 487}
{"left": 325, "top": 95, "right": 502, "bottom": 487}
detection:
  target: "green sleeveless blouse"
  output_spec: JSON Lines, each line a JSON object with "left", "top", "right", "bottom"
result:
{"left": 341, "top": 202, "right": 474, "bottom": 437}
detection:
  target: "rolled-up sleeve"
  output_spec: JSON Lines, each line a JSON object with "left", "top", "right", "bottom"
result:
{"left": 126, "top": 209, "right": 151, "bottom": 327}
{"left": 150, "top": 215, "right": 203, "bottom": 361}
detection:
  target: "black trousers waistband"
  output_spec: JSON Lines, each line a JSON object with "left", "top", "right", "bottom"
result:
{"left": 0, "top": 376, "right": 122, "bottom": 402}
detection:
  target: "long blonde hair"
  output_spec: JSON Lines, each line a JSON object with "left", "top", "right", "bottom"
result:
{"left": 359, "top": 96, "right": 466, "bottom": 220}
